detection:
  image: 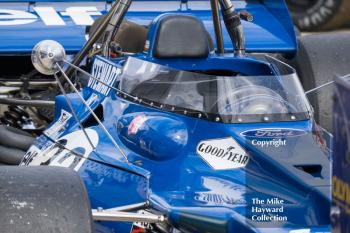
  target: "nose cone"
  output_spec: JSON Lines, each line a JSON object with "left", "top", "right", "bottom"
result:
{"left": 31, "top": 40, "right": 66, "bottom": 75}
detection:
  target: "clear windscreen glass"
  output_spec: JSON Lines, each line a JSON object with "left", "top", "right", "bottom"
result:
{"left": 119, "top": 57, "right": 311, "bottom": 123}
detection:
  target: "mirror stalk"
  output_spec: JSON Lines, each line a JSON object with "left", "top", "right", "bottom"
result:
{"left": 218, "top": 0, "right": 245, "bottom": 55}
{"left": 63, "top": 0, "right": 131, "bottom": 82}
{"left": 210, "top": 0, "right": 225, "bottom": 54}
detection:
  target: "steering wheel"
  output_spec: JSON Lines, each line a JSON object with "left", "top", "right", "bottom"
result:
{"left": 212, "top": 85, "right": 298, "bottom": 115}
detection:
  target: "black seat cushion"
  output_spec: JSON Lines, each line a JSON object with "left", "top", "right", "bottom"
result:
{"left": 153, "top": 15, "right": 210, "bottom": 58}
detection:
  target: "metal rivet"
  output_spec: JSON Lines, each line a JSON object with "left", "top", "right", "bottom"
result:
{"left": 238, "top": 118, "right": 243, "bottom": 122}
{"left": 171, "top": 107, "right": 175, "bottom": 111}
{"left": 139, "top": 99, "right": 142, "bottom": 103}
{"left": 184, "top": 110, "right": 187, "bottom": 114}
{"left": 150, "top": 102, "right": 154, "bottom": 106}
{"left": 160, "top": 105, "right": 163, "bottom": 109}
{"left": 291, "top": 115, "right": 296, "bottom": 120}
{"left": 215, "top": 117, "right": 220, "bottom": 122}
{"left": 198, "top": 113, "right": 202, "bottom": 118}
{"left": 263, "top": 116, "right": 269, "bottom": 121}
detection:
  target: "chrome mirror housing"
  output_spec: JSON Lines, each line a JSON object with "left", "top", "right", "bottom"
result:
{"left": 31, "top": 40, "right": 66, "bottom": 75}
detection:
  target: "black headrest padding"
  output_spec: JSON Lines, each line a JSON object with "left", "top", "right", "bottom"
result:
{"left": 153, "top": 15, "right": 210, "bottom": 58}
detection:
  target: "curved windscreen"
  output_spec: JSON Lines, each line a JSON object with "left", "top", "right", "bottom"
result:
{"left": 118, "top": 57, "right": 311, "bottom": 123}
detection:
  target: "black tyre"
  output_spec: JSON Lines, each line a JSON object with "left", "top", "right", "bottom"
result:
{"left": 0, "top": 166, "right": 93, "bottom": 233}
{"left": 286, "top": 0, "right": 350, "bottom": 31}
{"left": 290, "top": 32, "right": 350, "bottom": 132}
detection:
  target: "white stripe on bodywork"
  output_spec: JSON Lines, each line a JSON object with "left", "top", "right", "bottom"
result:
{"left": 34, "top": 7, "right": 65, "bottom": 25}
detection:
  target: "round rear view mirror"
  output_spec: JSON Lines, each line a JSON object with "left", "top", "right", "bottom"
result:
{"left": 31, "top": 40, "right": 66, "bottom": 75}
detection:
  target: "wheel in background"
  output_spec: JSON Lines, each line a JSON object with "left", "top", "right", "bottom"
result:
{"left": 290, "top": 32, "right": 350, "bottom": 132}
{"left": 286, "top": 0, "right": 350, "bottom": 31}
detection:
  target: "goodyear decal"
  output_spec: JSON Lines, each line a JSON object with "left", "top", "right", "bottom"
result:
{"left": 196, "top": 137, "right": 249, "bottom": 170}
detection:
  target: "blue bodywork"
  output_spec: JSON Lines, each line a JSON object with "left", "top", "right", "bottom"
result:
{"left": 22, "top": 57, "right": 332, "bottom": 232}
{"left": 0, "top": 0, "right": 296, "bottom": 54}
{"left": 19, "top": 1, "right": 331, "bottom": 232}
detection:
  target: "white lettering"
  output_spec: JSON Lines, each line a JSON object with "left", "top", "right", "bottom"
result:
{"left": 61, "top": 7, "right": 102, "bottom": 25}
{"left": 89, "top": 58, "right": 121, "bottom": 95}
{"left": 34, "top": 7, "right": 65, "bottom": 26}
{"left": 0, "top": 7, "right": 102, "bottom": 26}
{"left": 0, "top": 9, "right": 37, "bottom": 25}
{"left": 252, "top": 139, "right": 286, "bottom": 148}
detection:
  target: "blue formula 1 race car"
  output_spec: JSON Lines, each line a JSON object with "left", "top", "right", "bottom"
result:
{"left": 0, "top": 0, "right": 336, "bottom": 232}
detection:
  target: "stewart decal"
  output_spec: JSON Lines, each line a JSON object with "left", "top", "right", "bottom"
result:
{"left": 196, "top": 137, "right": 249, "bottom": 170}
{"left": 88, "top": 57, "right": 121, "bottom": 96}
